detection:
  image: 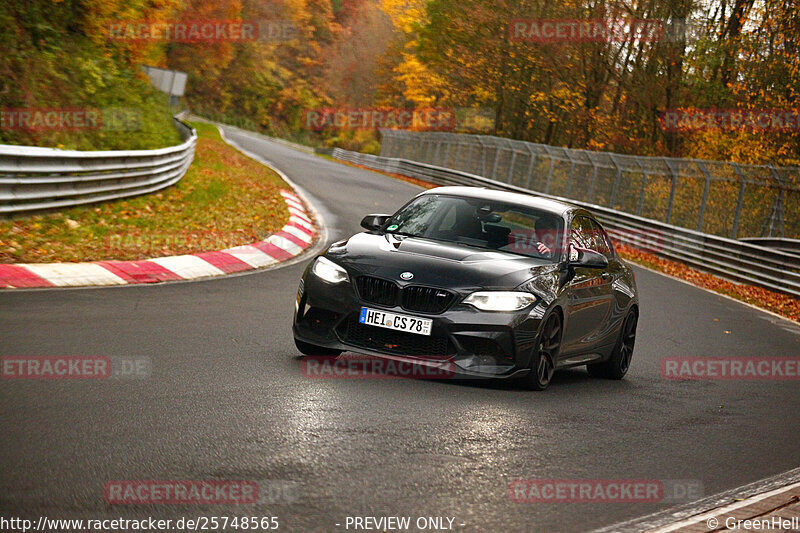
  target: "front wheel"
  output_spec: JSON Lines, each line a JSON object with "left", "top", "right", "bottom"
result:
{"left": 587, "top": 308, "right": 637, "bottom": 380}
{"left": 294, "top": 338, "right": 342, "bottom": 357}
{"left": 518, "top": 311, "right": 562, "bottom": 391}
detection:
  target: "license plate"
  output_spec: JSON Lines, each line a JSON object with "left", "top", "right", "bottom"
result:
{"left": 359, "top": 307, "right": 433, "bottom": 336}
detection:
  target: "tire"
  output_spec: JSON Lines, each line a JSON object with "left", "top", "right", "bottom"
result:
{"left": 587, "top": 308, "right": 637, "bottom": 380}
{"left": 294, "top": 338, "right": 342, "bottom": 357}
{"left": 518, "top": 311, "right": 562, "bottom": 391}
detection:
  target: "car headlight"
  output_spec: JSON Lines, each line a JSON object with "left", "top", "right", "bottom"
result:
{"left": 463, "top": 291, "right": 536, "bottom": 312}
{"left": 312, "top": 256, "right": 349, "bottom": 284}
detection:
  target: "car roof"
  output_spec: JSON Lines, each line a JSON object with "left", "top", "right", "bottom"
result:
{"left": 420, "top": 186, "right": 576, "bottom": 217}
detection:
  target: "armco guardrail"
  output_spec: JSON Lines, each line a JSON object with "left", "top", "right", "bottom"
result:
{"left": 740, "top": 238, "right": 800, "bottom": 257}
{"left": 331, "top": 148, "right": 800, "bottom": 298}
{"left": 379, "top": 129, "right": 800, "bottom": 240}
{"left": 0, "top": 118, "right": 196, "bottom": 214}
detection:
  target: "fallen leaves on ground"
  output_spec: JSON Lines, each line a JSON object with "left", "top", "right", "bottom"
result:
{"left": 616, "top": 244, "right": 800, "bottom": 323}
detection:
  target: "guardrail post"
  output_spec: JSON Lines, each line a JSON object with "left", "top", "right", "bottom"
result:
{"left": 730, "top": 162, "right": 747, "bottom": 239}
{"left": 544, "top": 152, "right": 556, "bottom": 194}
{"left": 435, "top": 136, "right": 446, "bottom": 165}
{"left": 427, "top": 137, "right": 437, "bottom": 163}
{"left": 490, "top": 140, "right": 504, "bottom": 180}
{"left": 635, "top": 160, "right": 648, "bottom": 216}
{"left": 396, "top": 131, "right": 405, "bottom": 158}
{"left": 454, "top": 139, "right": 464, "bottom": 170}
{"left": 381, "top": 130, "right": 391, "bottom": 157}
{"left": 610, "top": 154, "right": 622, "bottom": 209}
{"left": 762, "top": 165, "right": 786, "bottom": 238}
{"left": 397, "top": 131, "right": 410, "bottom": 158}
{"left": 389, "top": 130, "right": 399, "bottom": 158}
{"left": 664, "top": 158, "right": 678, "bottom": 224}
{"left": 696, "top": 162, "right": 711, "bottom": 232}
{"left": 507, "top": 147, "right": 518, "bottom": 183}
{"left": 587, "top": 159, "right": 598, "bottom": 203}
{"left": 437, "top": 137, "right": 446, "bottom": 165}
{"left": 477, "top": 137, "right": 488, "bottom": 176}
{"left": 565, "top": 161, "right": 576, "bottom": 198}
{"left": 638, "top": 176, "right": 649, "bottom": 216}
{"left": 524, "top": 146, "right": 538, "bottom": 190}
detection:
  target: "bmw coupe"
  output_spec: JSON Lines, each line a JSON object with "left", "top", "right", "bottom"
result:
{"left": 292, "top": 186, "right": 639, "bottom": 390}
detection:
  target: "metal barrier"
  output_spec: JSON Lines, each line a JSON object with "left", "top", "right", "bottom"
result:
{"left": 740, "top": 238, "right": 800, "bottom": 257}
{"left": 331, "top": 148, "right": 800, "bottom": 298}
{"left": 379, "top": 130, "right": 800, "bottom": 240}
{"left": 0, "top": 118, "right": 196, "bottom": 214}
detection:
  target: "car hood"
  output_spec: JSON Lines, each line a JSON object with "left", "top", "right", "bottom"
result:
{"left": 326, "top": 232, "right": 558, "bottom": 290}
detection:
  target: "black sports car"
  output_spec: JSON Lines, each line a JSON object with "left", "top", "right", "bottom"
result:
{"left": 292, "top": 186, "right": 639, "bottom": 390}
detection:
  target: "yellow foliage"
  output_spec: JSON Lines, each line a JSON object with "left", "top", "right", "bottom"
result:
{"left": 394, "top": 54, "right": 448, "bottom": 106}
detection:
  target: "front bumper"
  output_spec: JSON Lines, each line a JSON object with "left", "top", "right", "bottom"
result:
{"left": 292, "top": 269, "right": 547, "bottom": 379}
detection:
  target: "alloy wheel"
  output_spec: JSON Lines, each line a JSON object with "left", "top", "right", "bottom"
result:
{"left": 536, "top": 313, "right": 561, "bottom": 387}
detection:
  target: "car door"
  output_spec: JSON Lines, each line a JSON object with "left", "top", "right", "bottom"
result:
{"left": 560, "top": 215, "right": 615, "bottom": 359}
{"left": 585, "top": 217, "right": 626, "bottom": 348}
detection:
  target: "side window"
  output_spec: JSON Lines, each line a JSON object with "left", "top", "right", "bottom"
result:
{"left": 570, "top": 216, "right": 594, "bottom": 249}
{"left": 436, "top": 204, "right": 458, "bottom": 232}
{"left": 587, "top": 219, "right": 613, "bottom": 258}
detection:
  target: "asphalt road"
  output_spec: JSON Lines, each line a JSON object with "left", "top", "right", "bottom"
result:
{"left": 2, "top": 128, "right": 799, "bottom": 532}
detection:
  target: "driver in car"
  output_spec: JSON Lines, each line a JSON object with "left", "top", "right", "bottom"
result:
{"left": 533, "top": 216, "right": 559, "bottom": 257}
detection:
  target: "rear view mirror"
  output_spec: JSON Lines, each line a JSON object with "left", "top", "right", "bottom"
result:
{"left": 361, "top": 214, "right": 392, "bottom": 231}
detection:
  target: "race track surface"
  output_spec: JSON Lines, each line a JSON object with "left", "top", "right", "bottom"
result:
{"left": 2, "top": 128, "right": 799, "bottom": 532}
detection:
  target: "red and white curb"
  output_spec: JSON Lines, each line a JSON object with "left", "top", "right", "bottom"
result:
{"left": 0, "top": 190, "right": 315, "bottom": 289}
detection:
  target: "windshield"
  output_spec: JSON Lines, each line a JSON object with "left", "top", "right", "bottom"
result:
{"left": 385, "top": 194, "right": 564, "bottom": 261}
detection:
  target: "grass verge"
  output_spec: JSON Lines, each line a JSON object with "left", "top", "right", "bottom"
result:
{"left": 328, "top": 156, "right": 800, "bottom": 323}
{"left": 0, "top": 122, "right": 289, "bottom": 263}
